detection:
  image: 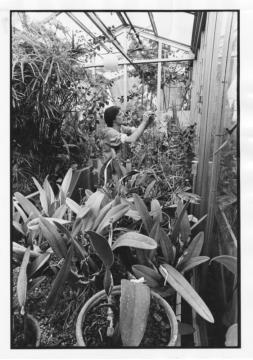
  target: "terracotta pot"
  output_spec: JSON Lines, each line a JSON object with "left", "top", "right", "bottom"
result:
{"left": 76, "top": 285, "right": 178, "bottom": 347}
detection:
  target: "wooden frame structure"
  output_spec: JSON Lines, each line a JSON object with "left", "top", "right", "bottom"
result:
{"left": 189, "top": 11, "right": 238, "bottom": 346}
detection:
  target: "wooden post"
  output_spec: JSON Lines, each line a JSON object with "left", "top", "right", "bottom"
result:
{"left": 194, "top": 12, "right": 218, "bottom": 218}
{"left": 123, "top": 28, "right": 128, "bottom": 110}
{"left": 156, "top": 41, "right": 162, "bottom": 112}
{"left": 203, "top": 12, "right": 234, "bottom": 256}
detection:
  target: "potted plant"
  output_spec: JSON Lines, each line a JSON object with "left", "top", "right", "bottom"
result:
{"left": 76, "top": 279, "right": 178, "bottom": 347}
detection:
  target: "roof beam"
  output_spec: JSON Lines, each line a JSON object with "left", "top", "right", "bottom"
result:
{"left": 83, "top": 54, "right": 194, "bottom": 68}
{"left": 85, "top": 12, "right": 139, "bottom": 71}
{"left": 123, "top": 12, "right": 143, "bottom": 46}
{"left": 116, "top": 12, "right": 128, "bottom": 26}
{"left": 114, "top": 24, "right": 193, "bottom": 53}
{"left": 66, "top": 12, "right": 111, "bottom": 53}
{"left": 148, "top": 12, "right": 158, "bottom": 36}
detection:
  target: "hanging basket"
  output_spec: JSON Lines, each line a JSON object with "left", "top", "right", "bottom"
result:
{"left": 76, "top": 285, "right": 178, "bottom": 347}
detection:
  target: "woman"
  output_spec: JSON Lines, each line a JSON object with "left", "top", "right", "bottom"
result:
{"left": 100, "top": 105, "right": 154, "bottom": 184}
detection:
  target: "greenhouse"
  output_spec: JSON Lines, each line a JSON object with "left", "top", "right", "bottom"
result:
{"left": 11, "top": 11, "right": 238, "bottom": 348}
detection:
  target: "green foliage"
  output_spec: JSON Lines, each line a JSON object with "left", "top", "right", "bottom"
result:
{"left": 12, "top": 20, "right": 111, "bottom": 194}
{"left": 119, "top": 279, "right": 150, "bottom": 346}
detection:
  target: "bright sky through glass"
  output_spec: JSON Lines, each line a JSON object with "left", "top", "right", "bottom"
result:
{"left": 13, "top": 11, "right": 194, "bottom": 49}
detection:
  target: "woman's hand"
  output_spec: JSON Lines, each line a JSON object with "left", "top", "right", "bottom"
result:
{"left": 143, "top": 111, "right": 155, "bottom": 127}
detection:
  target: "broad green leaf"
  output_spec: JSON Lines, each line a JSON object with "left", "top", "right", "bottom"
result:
{"left": 47, "top": 244, "right": 73, "bottom": 308}
{"left": 132, "top": 264, "right": 162, "bottom": 288}
{"left": 112, "top": 232, "right": 157, "bottom": 251}
{"left": 178, "top": 322, "right": 195, "bottom": 335}
{"left": 24, "top": 313, "right": 41, "bottom": 347}
{"left": 150, "top": 199, "right": 162, "bottom": 223}
{"left": 120, "top": 279, "right": 150, "bottom": 346}
{"left": 13, "top": 242, "right": 40, "bottom": 261}
{"left": 13, "top": 201, "right": 28, "bottom": 223}
{"left": 66, "top": 197, "right": 81, "bottom": 215}
{"left": 159, "top": 263, "right": 214, "bottom": 323}
{"left": 87, "top": 231, "right": 114, "bottom": 268}
{"left": 190, "top": 214, "right": 207, "bottom": 231}
{"left": 178, "top": 192, "right": 201, "bottom": 204}
{"left": 210, "top": 255, "right": 237, "bottom": 276}
{"left": 171, "top": 200, "right": 190, "bottom": 243}
{"left": 159, "top": 228, "right": 174, "bottom": 264}
{"left": 77, "top": 205, "right": 90, "bottom": 219}
{"left": 28, "top": 252, "right": 51, "bottom": 278}
{"left": 13, "top": 221, "right": 25, "bottom": 235}
{"left": 57, "top": 185, "right": 66, "bottom": 205}
{"left": 43, "top": 177, "right": 55, "bottom": 204}
{"left": 96, "top": 204, "right": 129, "bottom": 234}
{"left": 103, "top": 267, "right": 113, "bottom": 296}
{"left": 225, "top": 324, "right": 238, "bottom": 346}
{"left": 85, "top": 189, "right": 105, "bottom": 217}
{"left": 177, "top": 232, "right": 205, "bottom": 270}
{"left": 133, "top": 193, "right": 153, "bottom": 233}
{"left": 61, "top": 168, "right": 73, "bottom": 197}
{"left": 180, "top": 256, "right": 210, "bottom": 273}
{"left": 17, "top": 247, "right": 30, "bottom": 314}
{"left": 85, "top": 189, "right": 93, "bottom": 199}
{"left": 147, "top": 220, "right": 160, "bottom": 260}
{"left": 14, "top": 192, "right": 40, "bottom": 219}
{"left": 52, "top": 204, "right": 66, "bottom": 219}
{"left": 125, "top": 209, "right": 141, "bottom": 221}
{"left": 46, "top": 218, "right": 70, "bottom": 226}
{"left": 82, "top": 212, "right": 95, "bottom": 232}
{"left": 144, "top": 180, "right": 156, "bottom": 199}
{"left": 73, "top": 239, "right": 88, "bottom": 260}
{"left": 176, "top": 200, "right": 191, "bottom": 244}
{"left": 53, "top": 220, "right": 72, "bottom": 242}
{"left": 92, "top": 200, "right": 114, "bottom": 230}
{"left": 32, "top": 177, "right": 48, "bottom": 215}
{"left": 39, "top": 217, "right": 67, "bottom": 258}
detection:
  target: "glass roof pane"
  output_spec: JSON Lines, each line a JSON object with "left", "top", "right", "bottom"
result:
{"left": 126, "top": 12, "right": 152, "bottom": 31}
{"left": 94, "top": 12, "right": 122, "bottom": 29}
{"left": 153, "top": 12, "right": 194, "bottom": 45}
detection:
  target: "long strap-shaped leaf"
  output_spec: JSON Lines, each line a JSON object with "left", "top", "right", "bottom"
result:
{"left": 47, "top": 244, "right": 73, "bottom": 308}
{"left": 133, "top": 194, "right": 153, "bottom": 234}
{"left": 14, "top": 192, "right": 40, "bottom": 219}
{"left": 61, "top": 168, "right": 73, "bottom": 197}
{"left": 120, "top": 279, "right": 150, "bottom": 346}
{"left": 132, "top": 264, "right": 162, "bottom": 288}
{"left": 17, "top": 246, "right": 30, "bottom": 315}
{"left": 32, "top": 177, "right": 48, "bottom": 215}
{"left": 179, "top": 256, "right": 210, "bottom": 274}
{"left": 96, "top": 204, "right": 129, "bottom": 234}
{"left": 210, "top": 255, "right": 237, "bottom": 276}
{"left": 177, "top": 231, "right": 204, "bottom": 270}
{"left": 39, "top": 217, "right": 67, "bottom": 259}
{"left": 87, "top": 231, "right": 114, "bottom": 268}
{"left": 159, "top": 263, "right": 214, "bottom": 323}
{"left": 112, "top": 232, "right": 157, "bottom": 251}
{"left": 171, "top": 200, "right": 190, "bottom": 243}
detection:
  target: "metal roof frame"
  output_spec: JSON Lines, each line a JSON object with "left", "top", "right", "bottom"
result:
{"left": 66, "top": 12, "right": 111, "bottom": 53}
{"left": 148, "top": 12, "right": 158, "bottom": 37}
{"left": 34, "top": 11, "right": 197, "bottom": 64}
{"left": 85, "top": 12, "right": 140, "bottom": 71}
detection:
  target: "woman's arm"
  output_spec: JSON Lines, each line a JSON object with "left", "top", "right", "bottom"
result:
{"left": 123, "top": 112, "right": 154, "bottom": 143}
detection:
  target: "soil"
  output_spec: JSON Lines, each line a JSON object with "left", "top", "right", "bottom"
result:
{"left": 12, "top": 267, "right": 91, "bottom": 348}
{"left": 82, "top": 294, "right": 172, "bottom": 347}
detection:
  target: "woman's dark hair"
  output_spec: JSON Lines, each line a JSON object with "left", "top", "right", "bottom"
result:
{"left": 104, "top": 106, "right": 120, "bottom": 127}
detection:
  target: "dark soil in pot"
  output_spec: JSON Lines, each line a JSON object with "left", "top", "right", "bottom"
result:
{"left": 82, "top": 295, "right": 171, "bottom": 347}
